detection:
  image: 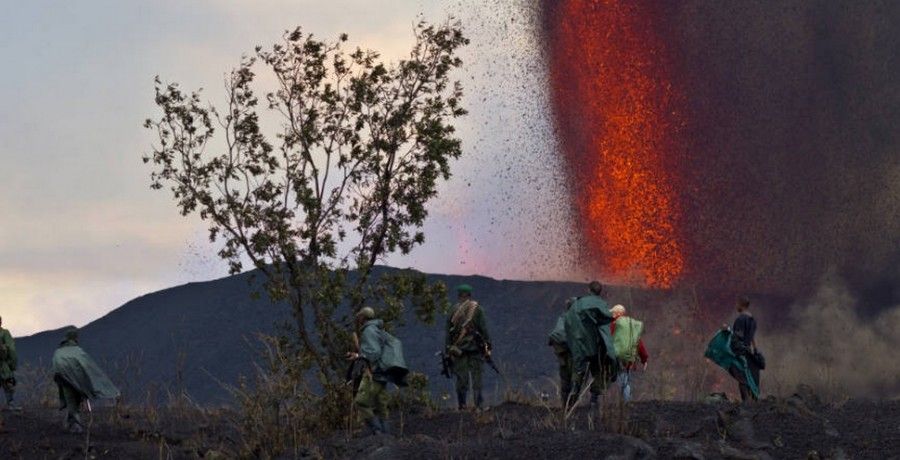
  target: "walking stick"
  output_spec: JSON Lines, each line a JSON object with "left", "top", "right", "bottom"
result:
{"left": 564, "top": 371, "right": 595, "bottom": 420}
{"left": 84, "top": 399, "right": 93, "bottom": 460}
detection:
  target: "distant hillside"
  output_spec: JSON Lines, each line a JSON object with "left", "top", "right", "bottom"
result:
{"left": 14, "top": 267, "right": 777, "bottom": 405}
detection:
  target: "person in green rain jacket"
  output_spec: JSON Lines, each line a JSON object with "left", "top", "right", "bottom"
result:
{"left": 349, "top": 307, "right": 408, "bottom": 435}
{"left": 0, "top": 316, "right": 19, "bottom": 410}
{"left": 51, "top": 328, "right": 120, "bottom": 433}
{"left": 445, "top": 284, "right": 491, "bottom": 410}
{"left": 563, "top": 281, "right": 618, "bottom": 410}
{"left": 548, "top": 297, "right": 577, "bottom": 406}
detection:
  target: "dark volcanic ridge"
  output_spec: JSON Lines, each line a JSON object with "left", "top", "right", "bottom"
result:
{"left": 10, "top": 267, "right": 767, "bottom": 405}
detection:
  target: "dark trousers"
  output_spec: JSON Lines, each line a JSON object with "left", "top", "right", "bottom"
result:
{"left": 452, "top": 352, "right": 483, "bottom": 408}
{"left": 728, "top": 362, "right": 760, "bottom": 402}
{"left": 572, "top": 355, "right": 615, "bottom": 402}
{"left": 59, "top": 381, "right": 85, "bottom": 430}
{"left": 554, "top": 349, "right": 573, "bottom": 405}
{"left": 1, "top": 377, "right": 14, "bottom": 404}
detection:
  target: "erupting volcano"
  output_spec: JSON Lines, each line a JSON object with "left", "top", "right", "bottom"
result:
{"left": 544, "top": 0, "right": 686, "bottom": 288}
{"left": 542, "top": 1, "right": 900, "bottom": 297}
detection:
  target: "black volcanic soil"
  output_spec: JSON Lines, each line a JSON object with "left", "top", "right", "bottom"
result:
{"left": 322, "top": 394, "right": 900, "bottom": 460}
{"left": 1, "top": 392, "right": 898, "bottom": 459}
{"left": 0, "top": 405, "right": 237, "bottom": 459}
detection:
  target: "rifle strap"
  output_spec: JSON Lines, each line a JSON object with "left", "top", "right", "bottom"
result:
{"left": 450, "top": 300, "right": 479, "bottom": 347}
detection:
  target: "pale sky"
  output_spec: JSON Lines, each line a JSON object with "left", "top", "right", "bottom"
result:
{"left": 1, "top": 1, "right": 577, "bottom": 336}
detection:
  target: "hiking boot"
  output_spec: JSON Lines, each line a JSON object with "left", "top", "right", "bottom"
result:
{"left": 365, "top": 417, "right": 385, "bottom": 435}
{"left": 588, "top": 395, "right": 600, "bottom": 414}
{"left": 456, "top": 391, "right": 467, "bottom": 411}
{"left": 4, "top": 397, "right": 21, "bottom": 412}
{"left": 474, "top": 391, "right": 484, "bottom": 409}
{"left": 560, "top": 389, "right": 571, "bottom": 408}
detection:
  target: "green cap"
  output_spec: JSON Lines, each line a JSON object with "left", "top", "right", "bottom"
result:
{"left": 64, "top": 328, "right": 79, "bottom": 342}
{"left": 456, "top": 284, "right": 473, "bottom": 293}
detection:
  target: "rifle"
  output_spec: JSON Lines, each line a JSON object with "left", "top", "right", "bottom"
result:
{"left": 436, "top": 350, "right": 453, "bottom": 379}
{"left": 345, "top": 331, "right": 367, "bottom": 393}
{"left": 473, "top": 331, "right": 501, "bottom": 375}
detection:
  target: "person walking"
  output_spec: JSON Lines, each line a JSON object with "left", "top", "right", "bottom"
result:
{"left": 347, "top": 307, "right": 409, "bottom": 435}
{"left": 610, "top": 304, "right": 648, "bottom": 402}
{"left": 727, "top": 297, "right": 762, "bottom": 402}
{"left": 51, "top": 328, "right": 120, "bottom": 433}
{"left": 548, "top": 297, "right": 576, "bottom": 406}
{"left": 564, "top": 281, "right": 618, "bottom": 411}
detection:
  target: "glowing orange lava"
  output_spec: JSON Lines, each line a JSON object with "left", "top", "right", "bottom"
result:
{"left": 545, "top": 0, "right": 685, "bottom": 287}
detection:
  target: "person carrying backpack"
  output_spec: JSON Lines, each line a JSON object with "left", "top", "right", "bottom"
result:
{"left": 347, "top": 307, "right": 409, "bottom": 435}
{"left": 610, "top": 304, "right": 649, "bottom": 402}
{"left": 445, "top": 284, "right": 491, "bottom": 411}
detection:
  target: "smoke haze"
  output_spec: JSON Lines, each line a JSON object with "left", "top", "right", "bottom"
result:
{"left": 764, "top": 274, "right": 900, "bottom": 399}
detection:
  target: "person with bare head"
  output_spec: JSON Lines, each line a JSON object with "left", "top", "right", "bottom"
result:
{"left": 727, "top": 297, "right": 762, "bottom": 401}
{"left": 610, "top": 304, "right": 649, "bottom": 402}
{"left": 0, "top": 316, "right": 19, "bottom": 411}
{"left": 563, "top": 281, "right": 618, "bottom": 412}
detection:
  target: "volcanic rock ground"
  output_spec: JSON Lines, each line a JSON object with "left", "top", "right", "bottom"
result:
{"left": 1, "top": 390, "right": 898, "bottom": 459}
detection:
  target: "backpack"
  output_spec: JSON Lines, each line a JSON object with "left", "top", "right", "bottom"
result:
{"left": 612, "top": 317, "right": 643, "bottom": 363}
{"left": 375, "top": 328, "right": 409, "bottom": 387}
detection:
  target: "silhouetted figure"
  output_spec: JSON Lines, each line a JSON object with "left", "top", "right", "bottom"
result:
{"left": 728, "top": 297, "right": 761, "bottom": 402}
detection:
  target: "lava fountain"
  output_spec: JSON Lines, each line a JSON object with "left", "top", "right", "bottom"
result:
{"left": 543, "top": 0, "right": 686, "bottom": 288}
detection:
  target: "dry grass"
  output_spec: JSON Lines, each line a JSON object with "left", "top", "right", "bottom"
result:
{"left": 13, "top": 362, "right": 57, "bottom": 408}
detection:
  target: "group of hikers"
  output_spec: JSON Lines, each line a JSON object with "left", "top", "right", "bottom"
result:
{"left": 0, "top": 280, "right": 762, "bottom": 437}
{"left": 344, "top": 280, "right": 764, "bottom": 435}
{"left": 0, "top": 318, "right": 120, "bottom": 433}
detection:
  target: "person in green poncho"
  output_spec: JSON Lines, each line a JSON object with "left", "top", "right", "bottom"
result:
{"left": 547, "top": 297, "right": 576, "bottom": 406}
{"left": 347, "top": 307, "right": 408, "bottom": 435}
{"left": 704, "top": 298, "right": 761, "bottom": 402}
{"left": 0, "top": 316, "right": 20, "bottom": 411}
{"left": 563, "top": 281, "right": 618, "bottom": 410}
{"left": 726, "top": 297, "right": 761, "bottom": 401}
{"left": 445, "top": 284, "right": 491, "bottom": 411}
{"left": 51, "top": 328, "right": 120, "bottom": 433}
